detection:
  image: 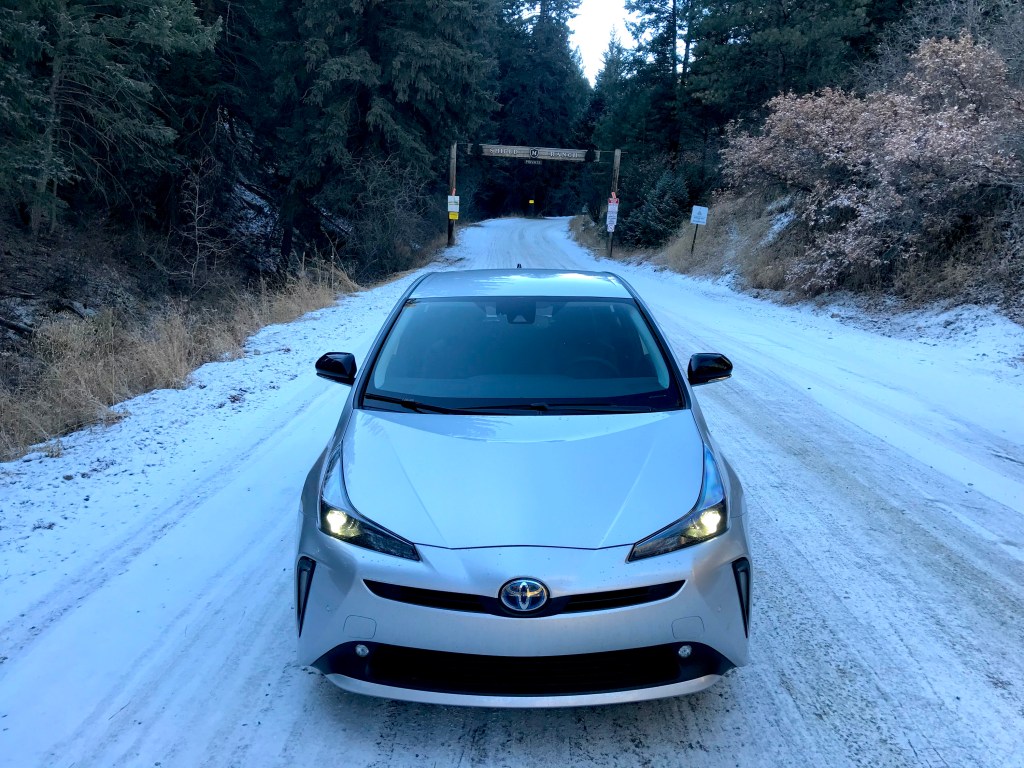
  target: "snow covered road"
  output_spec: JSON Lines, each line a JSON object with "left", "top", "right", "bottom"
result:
{"left": 2, "top": 217, "right": 1023, "bottom": 767}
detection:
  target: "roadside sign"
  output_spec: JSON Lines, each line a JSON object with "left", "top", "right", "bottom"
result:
{"left": 606, "top": 201, "right": 619, "bottom": 232}
{"left": 448, "top": 195, "right": 460, "bottom": 213}
{"left": 449, "top": 211, "right": 459, "bottom": 220}
{"left": 689, "top": 205, "right": 708, "bottom": 255}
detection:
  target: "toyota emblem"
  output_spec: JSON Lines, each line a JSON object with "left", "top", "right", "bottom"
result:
{"left": 499, "top": 578, "right": 549, "bottom": 613}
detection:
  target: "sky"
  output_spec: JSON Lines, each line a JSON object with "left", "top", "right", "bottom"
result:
{"left": 568, "top": 0, "right": 632, "bottom": 84}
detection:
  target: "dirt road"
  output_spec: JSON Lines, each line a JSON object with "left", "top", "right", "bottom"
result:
{"left": 1, "top": 218, "right": 1022, "bottom": 767}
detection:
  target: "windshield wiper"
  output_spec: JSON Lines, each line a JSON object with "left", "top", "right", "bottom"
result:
{"left": 364, "top": 394, "right": 661, "bottom": 415}
{"left": 457, "top": 402, "right": 656, "bottom": 414}
{"left": 363, "top": 393, "right": 468, "bottom": 414}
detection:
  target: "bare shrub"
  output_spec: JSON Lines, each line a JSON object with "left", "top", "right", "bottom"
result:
{"left": 174, "top": 155, "right": 239, "bottom": 295}
{"left": 724, "top": 34, "right": 1024, "bottom": 299}
{"left": 996, "top": 192, "right": 1024, "bottom": 320}
{"left": 0, "top": 267, "right": 357, "bottom": 460}
{"left": 320, "top": 156, "right": 437, "bottom": 280}
{"left": 866, "top": 0, "right": 1024, "bottom": 88}
{"left": 568, "top": 214, "right": 610, "bottom": 256}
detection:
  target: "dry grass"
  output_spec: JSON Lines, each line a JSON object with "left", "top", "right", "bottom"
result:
{"left": 568, "top": 215, "right": 643, "bottom": 260}
{"left": 0, "top": 267, "right": 357, "bottom": 460}
{"left": 658, "top": 191, "right": 801, "bottom": 290}
{"left": 569, "top": 215, "right": 608, "bottom": 254}
{"left": 654, "top": 189, "right": 1024, "bottom": 317}
{"left": 891, "top": 203, "right": 1022, "bottom": 313}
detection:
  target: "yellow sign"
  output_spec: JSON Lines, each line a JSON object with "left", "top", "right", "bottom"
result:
{"left": 529, "top": 200, "right": 535, "bottom": 204}
{"left": 449, "top": 211, "right": 459, "bottom": 220}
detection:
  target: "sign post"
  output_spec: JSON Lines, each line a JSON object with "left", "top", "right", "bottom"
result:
{"left": 610, "top": 149, "right": 621, "bottom": 198}
{"left": 606, "top": 195, "right": 619, "bottom": 258}
{"left": 607, "top": 150, "right": 622, "bottom": 258}
{"left": 689, "top": 205, "right": 708, "bottom": 255}
{"left": 447, "top": 143, "right": 458, "bottom": 246}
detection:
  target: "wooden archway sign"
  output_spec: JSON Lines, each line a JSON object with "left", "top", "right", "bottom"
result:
{"left": 446, "top": 142, "right": 621, "bottom": 248}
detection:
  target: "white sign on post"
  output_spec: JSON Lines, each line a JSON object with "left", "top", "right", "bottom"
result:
{"left": 447, "top": 195, "right": 460, "bottom": 212}
{"left": 607, "top": 199, "right": 619, "bottom": 232}
{"left": 690, "top": 205, "right": 708, "bottom": 226}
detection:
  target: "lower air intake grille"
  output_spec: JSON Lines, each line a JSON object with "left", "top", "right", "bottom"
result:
{"left": 313, "top": 642, "right": 733, "bottom": 697}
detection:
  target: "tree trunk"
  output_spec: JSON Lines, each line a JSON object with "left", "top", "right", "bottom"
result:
{"left": 681, "top": 1, "right": 693, "bottom": 88}
{"left": 0, "top": 317, "right": 35, "bottom": 338}
{"left": 32, "top": 3, "right": 66, "bottom": 235}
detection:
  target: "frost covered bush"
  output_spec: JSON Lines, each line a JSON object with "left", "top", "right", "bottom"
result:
{"left": 724, "top": 34, "right": 1024, "bottom": 296}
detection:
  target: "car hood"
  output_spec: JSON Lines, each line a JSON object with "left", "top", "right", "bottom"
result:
{"left": 341, "top": 408, "right": 705, "bottom": 549}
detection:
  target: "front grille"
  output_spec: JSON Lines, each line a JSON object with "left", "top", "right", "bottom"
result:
{"left": 364, "top": 579, "right": 684, "bottom": 618}
{"left": 313, "top": 642, "right": 733, "bottom": 697}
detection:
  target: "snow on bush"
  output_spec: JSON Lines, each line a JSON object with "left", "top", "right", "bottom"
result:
{"left": 723, "top": 34, "right": 1024, "bottom": 294}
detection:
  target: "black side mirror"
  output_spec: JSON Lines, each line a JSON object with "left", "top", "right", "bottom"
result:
{"left": 315, "top": 352, "right": 357, "bottom": 385}
{"left": 688, "top": 353, "right": 733, "bottom": 386}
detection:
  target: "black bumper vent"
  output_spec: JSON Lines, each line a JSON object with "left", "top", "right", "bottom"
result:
{"left": 296, "top": 557, "right": 316, "bottom": 636}
{"left": 364, "top": 579, "right": 684, "bottom": 618}
{"left": 313, "top": 641, "right": 733, "bottom": 697}
{"left": 732, "top": 558, "right": 751, "bottom": 638}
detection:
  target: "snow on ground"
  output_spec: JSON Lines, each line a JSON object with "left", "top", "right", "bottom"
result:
{"left": 1, "top": 217, "right": 1022, "bottom": 767}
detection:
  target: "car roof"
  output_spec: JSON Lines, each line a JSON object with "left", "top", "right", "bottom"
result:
{"left": 409, "top": 269, "right": 633, "bottom": 299}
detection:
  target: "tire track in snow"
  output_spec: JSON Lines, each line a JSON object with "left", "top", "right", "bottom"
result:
{"left": 0, "top": 274, "right": 429, "bottom": 767}
{"left": 0, "top": 381, "right": 335, "bottom": 664}
{"left": 674, "top": 334, "right": 1024, "bottom": 765}
{"left": 453, "top": 219, "right": 1024, "bottom": 765}
{"left": 58, "top": 522, "right": 292, "bottom": 767}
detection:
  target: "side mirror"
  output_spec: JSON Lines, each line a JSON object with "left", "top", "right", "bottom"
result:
{"left": 315, "top": 352, "right": 357, "bottom": 385}
{"left": 688, "top": 353, "right": 733, "bottom": 386}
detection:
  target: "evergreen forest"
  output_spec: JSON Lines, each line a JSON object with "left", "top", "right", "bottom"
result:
{"left": 1, "top": 0, "right": 1021, "bottom": 297}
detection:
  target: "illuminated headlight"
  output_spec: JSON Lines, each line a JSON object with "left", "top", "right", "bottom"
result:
{"left": 628, "top": 445, "right": 728, "bottom": 561}
{"left": 319, "top": 453, "right": 419, "bottom": 561}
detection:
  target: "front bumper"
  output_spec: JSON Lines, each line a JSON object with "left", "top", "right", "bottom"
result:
{"left": 296, "top": 509, "right": 751, "bottom": 707}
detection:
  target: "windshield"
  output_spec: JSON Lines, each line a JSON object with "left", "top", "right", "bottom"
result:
{"left": 361, "top": 296, "right": 683, "bottom": 414}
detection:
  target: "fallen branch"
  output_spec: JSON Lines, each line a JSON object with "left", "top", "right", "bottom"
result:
{"left": 0, "top": 316, "right": 35, "bottom": 337}
{"left": 52, "top": 299, "right": 90, "bottom": 319}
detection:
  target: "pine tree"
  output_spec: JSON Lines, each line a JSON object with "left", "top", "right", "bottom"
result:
{"left": 260, "top": 0, "right": 499, "bottom": 272}
{"left": 2, "top": 0, "right": 216, "bottom": 231}
{"left": 473, "top": 0, "right": 590, "bottom": 216}
{"left": 0, "top": 8, "right": 48, "bottom": 219}
{"left": 292, "top": 0, "right": 497, "bottom": 170}
{"left": 689, "top": 0, "right": 870, "bottom": 120}
{"left": 624, "top": 0, "right": 686, "bottom": 157}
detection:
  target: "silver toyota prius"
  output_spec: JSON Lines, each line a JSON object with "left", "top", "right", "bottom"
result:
{"left": 295, "top": 269, "right": 751, "bottom": 707}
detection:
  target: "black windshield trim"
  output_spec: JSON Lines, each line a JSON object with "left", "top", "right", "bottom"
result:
{"left": 356, "top": 293, "right": 690, "bottom": 413}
